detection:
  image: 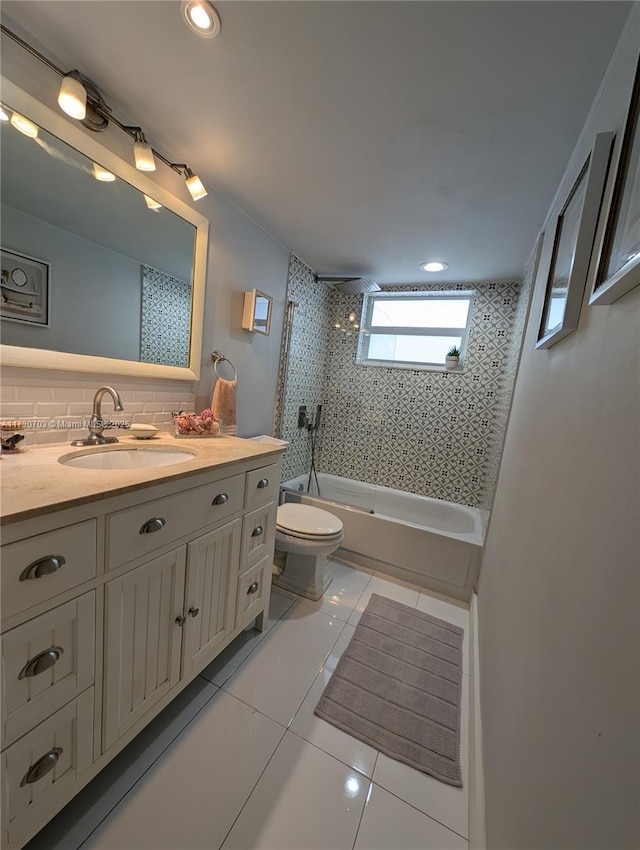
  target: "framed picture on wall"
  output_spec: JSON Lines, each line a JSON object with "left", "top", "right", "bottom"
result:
{"left": 590, "top": 56, "right": 640, "bottom": 305}
{"left": 0, "top": 247, "right": 50, "bottom": 326}
{"left": 536, "top": 131, "right": 614, "bottom": 349}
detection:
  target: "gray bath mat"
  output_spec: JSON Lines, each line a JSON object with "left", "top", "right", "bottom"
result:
{"left": 314, "top": 593, "right": 464, "bottom": 786}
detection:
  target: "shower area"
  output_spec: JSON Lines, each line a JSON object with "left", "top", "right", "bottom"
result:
{"left": 273, "top": 252, "right": 537, "bottom": 540}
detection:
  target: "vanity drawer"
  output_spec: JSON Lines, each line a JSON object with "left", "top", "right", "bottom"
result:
{"left": 1, "top": 593, "right": 95, "bottom": 749}
{"left": 1, "top": 521, "right": 97, "bottom": 621}
{"left": 2, "top": 688, "right": 94, "bottom": 850}
{"left": 236, "top": 556, "right": 272, "bottom": 628}
{"left": 107, "top": 474, "right": 245, "bottom": 569}
{"left": 240, "top": 503, "right": 276, "bottom": 571}
{"left": 245, "top": 464, "right": 279, "bottom": 510}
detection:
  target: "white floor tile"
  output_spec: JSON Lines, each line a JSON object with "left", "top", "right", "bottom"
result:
{"left": 26, "top": 677, "right": 218, "bottom": 850}
{"left": 201, "top": 589, "right": 297, "bottom": 687}
{"left": 347, "top": 573, "right": 420, "bottom": 626}
{"left": 297, "top": 560, "right": 373, "bottom": 621}
{"left": 223, "top": 601, "right": 345, "bottom": 726}
{"left": 416, "top": 589, "right": 470, "bottom": 675}
{"left": 290, "top": 625, "right": 378, "bottom": 778}
{"left": 354, "top": 784, "right": 467, "bottom": 850}
{"left": 372, "top": 673, "right": 470, "bottom": 839}
{"left": 222, "top": 732, "right": 370, "bottom": 850}
{"left": 82, "top": 691, "right": 284, "bottom": 850}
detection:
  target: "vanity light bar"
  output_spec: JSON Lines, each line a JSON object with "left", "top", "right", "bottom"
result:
{"left": 0, "top": 23, "right": 208, "bottom": 203}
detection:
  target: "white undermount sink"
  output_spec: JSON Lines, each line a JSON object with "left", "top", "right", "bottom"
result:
{"left": 59, "top": 446, "right": 197, "bottom": 470}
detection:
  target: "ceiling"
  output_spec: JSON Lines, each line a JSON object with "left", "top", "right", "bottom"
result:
{"left": 1, "top": 1, "right": 632, "bottom": 284}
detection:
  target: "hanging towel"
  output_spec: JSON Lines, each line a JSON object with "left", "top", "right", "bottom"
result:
{"left": 212, "top": 378, "right": 237, "bottom": 436}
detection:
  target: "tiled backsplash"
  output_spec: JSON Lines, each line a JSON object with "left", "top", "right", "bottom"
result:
{"left": 0, "top": 378, "right": 195, "bottom": 446}
{"left": 276, "top": 255, "right": 525, "bottom": 508}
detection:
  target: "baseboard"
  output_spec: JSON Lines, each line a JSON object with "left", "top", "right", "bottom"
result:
{"left": 469, "top": 591, "right": 487, "bottom": 849}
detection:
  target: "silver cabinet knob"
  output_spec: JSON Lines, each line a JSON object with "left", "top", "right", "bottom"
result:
{"left": 251, "top": 525, "right": 264, "bottom": 538}
{"left": 20, "top": 748, "right": 63, "bottom": 786}
{"left": 20, "top": 555, "right": 66, "bottom": 581}
{"left": 247, "top": 581, "right": 260, "bottom": 595}
{"left": 139, "top": 517, "right": 166, "bottom": 535}
{"left": 188, "top": 607, "right": 199, "bottom": 618}
{"left": 212, "top": 493, "right": 229, "bottom": 506}
{"left": 19, "top": 647, "right": 64, "bottom": 679}
{"left": 175, "top": 614, "right": 187, "bottom": 627}
{"left": 257, "top": 478, "right": 269, "bottom": 489}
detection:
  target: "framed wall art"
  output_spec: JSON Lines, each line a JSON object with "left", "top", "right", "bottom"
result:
{"left": 0, "top": 247, "right": 50, "bottom": 326}
{"left": 536, "top": 131, "right": 614, "bottom": 349}
{"left": 590, "top": 56, "right": 640, "bottom": 305}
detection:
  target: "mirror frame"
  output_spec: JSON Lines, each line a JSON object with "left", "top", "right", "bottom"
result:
{"left": 0, "top": 77, "right": 209, "bottom": 381}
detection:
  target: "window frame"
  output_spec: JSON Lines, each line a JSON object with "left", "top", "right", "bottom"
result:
{"left": 357, "top": 290, "right": 475, "bottom": 370}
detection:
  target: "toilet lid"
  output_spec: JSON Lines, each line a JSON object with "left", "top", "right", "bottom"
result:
{"left": 277, "top": 503, "right": 343, "bottom": 536}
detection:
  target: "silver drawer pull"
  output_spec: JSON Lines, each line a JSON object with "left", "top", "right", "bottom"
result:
{"left": 188, "top": 607, "right": 199, "bottom": 618}
{"left": 212, "top": 493, "right": 229, "bottom": 506}
{"left": 20, "top": 555, "right": 66, "bottom": 582}
{"left": 139, "top": 517, "right": 166, "bottom": 535}
{"left": 19, "top": 647, "right": 64, "bottom": 679}
{"left": 257, "top": 478, "right": 269, "bottom": 489}
{"left": 175, "top": 614, "right": 186, "bottom": 627}
{"left": 20, "top": 747, "right": 63, "bottom": 786}
{"left": 247, "top": 581, "right": 260, "bottom": 595}
{"left": 251, "top": 525, "right": 264, "bottom": 538}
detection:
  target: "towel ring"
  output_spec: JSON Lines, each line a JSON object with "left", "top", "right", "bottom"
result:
{"left": 212, "top": 351, "right": 238, "bottom": 381}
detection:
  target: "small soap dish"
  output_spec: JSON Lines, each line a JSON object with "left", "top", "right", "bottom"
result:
{"left": 129, "top": 424, "right": 160, "bottom": 440}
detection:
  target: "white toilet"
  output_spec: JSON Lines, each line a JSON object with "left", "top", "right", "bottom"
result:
{"left": 272, "top": 502, "right": 344, "bottom": 600}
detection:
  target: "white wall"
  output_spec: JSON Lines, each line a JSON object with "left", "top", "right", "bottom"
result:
{"left": 0, "top": 31, "right": 290, "bottom": 438}
{"left": 478, "top": 9, "right": 640, "bottom": 849}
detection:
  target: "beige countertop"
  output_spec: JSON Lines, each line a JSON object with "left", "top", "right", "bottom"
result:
{"left": 0, "top": 434, "right": 285, "bottom": 525}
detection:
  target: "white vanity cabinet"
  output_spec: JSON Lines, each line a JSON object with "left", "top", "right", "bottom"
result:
{"left": 0, "top": 450, "right": 283, "bottom": 850}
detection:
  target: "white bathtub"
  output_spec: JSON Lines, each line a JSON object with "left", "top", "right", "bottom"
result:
{"left": 282, "top": 472, "right": 484, "bottom": 601}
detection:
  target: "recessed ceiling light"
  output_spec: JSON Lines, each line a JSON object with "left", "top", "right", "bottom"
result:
{"left": 420, "top": 261, "right": 448, "bottom": 273}
{"left": 181, "top": 1, "right": 221, "bottom": 38}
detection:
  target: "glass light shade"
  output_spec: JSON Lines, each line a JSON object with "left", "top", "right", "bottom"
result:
{"left": 10, "top": 112, "right": 38, "bottom": 138}
{"left": 133, "top": 139, "right": 156, "bottom": 171}
{"left": 185, "top": 171, "right": 207, "bottom": 201}
{"left": 93, "top": 162, "right": 116, "bottom": 182}
{"left": 58, "top": 74, "right": 87, "bottom": 120}
{"left": 144, "top": 195, "right": 162, "bottom": 211}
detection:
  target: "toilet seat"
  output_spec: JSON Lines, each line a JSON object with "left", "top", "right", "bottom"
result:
{"left": 276, "top": 503, "right": 343, "bottom": 539}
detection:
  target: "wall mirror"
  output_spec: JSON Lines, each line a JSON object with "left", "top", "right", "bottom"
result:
{"left": 242, "top": 289, "right": 273, "bottom": 335}
{"left": 0, "top": 77, "right": 208, "bottom": 380}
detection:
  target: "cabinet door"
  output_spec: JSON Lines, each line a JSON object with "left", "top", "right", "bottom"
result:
{"left": 182, "top": 519, "right": 241, "bottom": 678}
{"left": 103, "top": 549, "right": 186, "bottom": 751}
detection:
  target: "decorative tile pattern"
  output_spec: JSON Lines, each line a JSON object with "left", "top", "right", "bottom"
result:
{"left": 140, "top": 265, "right": 191, "bottom": 367}
{"left": 276, "top": 255, "right": 525, "bottom": 507}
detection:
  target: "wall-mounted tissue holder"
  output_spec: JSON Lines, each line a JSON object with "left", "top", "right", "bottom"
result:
{"left": 242, "top": 289, "right": 273, "bottom": 335}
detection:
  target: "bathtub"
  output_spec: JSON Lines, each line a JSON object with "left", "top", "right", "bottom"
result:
{"left": 281, "top": 472, "right": 484, "bottom": 601}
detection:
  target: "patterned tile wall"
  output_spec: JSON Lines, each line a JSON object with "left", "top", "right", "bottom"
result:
{"left": 276, "top": 254, "right": 525, "bottom": 507}
{"left": 318, "top": 282, "right": 520, "bottom": 506}
{"left": 276, "top": 255, "right": 333, "bottom": 481}
{"left": 140, "top": 265, "right": 191, "bottom": 367}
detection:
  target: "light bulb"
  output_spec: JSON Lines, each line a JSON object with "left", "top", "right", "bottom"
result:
{"left": 189, "top": 4, "right": 213, "bottom": 29}
{"left": 10, "top": 112, "right": 38, "bottom": 138}
{"left": 0, "top": 106, "right": 9, "bottom": 121}
{"left": 144, "top": 195, "right": 162, "bottom": 211}
{"left": 58, "top": 73, "right": 87, "bottom": 120}
{"left": 133, "top": 136, "right": 156, "bottom": 171}
{"left": 185, "top": 169, "right": 207, "bottom": 200}
{"left": 420, "top": 261, "right": 448, "bottom": 273}
{"left": 93, "top": 162, "right": 116, "bottom": 182}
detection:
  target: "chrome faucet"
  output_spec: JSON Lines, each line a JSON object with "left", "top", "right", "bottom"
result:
{"left": 71, "top": 386, "right": 124, "bottom": 446}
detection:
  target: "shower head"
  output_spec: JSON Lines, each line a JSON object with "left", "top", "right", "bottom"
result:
{"left": 317, "top": 276, "right": 380, "bottom": 295}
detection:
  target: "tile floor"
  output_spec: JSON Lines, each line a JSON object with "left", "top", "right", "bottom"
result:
{"left": 27, "top": 559, "right": 470, "bottom": 850}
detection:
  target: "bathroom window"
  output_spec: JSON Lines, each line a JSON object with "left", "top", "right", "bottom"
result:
{"left": 357, "top": 291, "right": 474, "bottom": 369}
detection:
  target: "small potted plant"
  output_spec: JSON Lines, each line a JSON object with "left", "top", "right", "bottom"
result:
{"left": 445, "top": 345, "right": 461, "bottom": 370}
